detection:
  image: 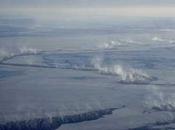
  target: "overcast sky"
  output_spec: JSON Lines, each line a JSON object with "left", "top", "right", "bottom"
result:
{"left": 1, "top": 0, "right": 175, "bottom": 19}
{"left": 1, "top": 0, "right": 175, "bottom": 7}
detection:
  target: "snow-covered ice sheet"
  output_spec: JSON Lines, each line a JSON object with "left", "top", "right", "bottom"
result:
{"left": 1, "top": 24, "right": 175, "bottom": 129}
{"left": 1, "top": 45, "right": 175, "bottom": 130}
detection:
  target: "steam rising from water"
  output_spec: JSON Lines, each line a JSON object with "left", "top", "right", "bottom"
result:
{"left": 97, "top": 37, "right": 175, "bottom": 51}
{"left": 0, "top": 48, "right": 14, "bottom": 62}
{"left": 92, "top": 56, "right": 153, "bottom": 84}
{"left": 0, "top": 46, "right": 156, "bottom": 85}
{"left": 152, "top": 37, "right": 164, "bottom": 42}
{"left": 98, "top": 41, "right": 122, "bottom": 49}
{"left": 144, "top": 86, "right": 175, "bottom": 112}
{"left": 0, "top": 46, "right": 41, "bottom": 63}
{"left": 19, "top": 46, "right": 39, "bottom": 54}
{"left": 152, "top": 36, "right": 175, "bottom": 44}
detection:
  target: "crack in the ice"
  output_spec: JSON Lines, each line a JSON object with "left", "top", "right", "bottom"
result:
{"left": 0, "top": 106, "right": 125, "bottom": 130}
